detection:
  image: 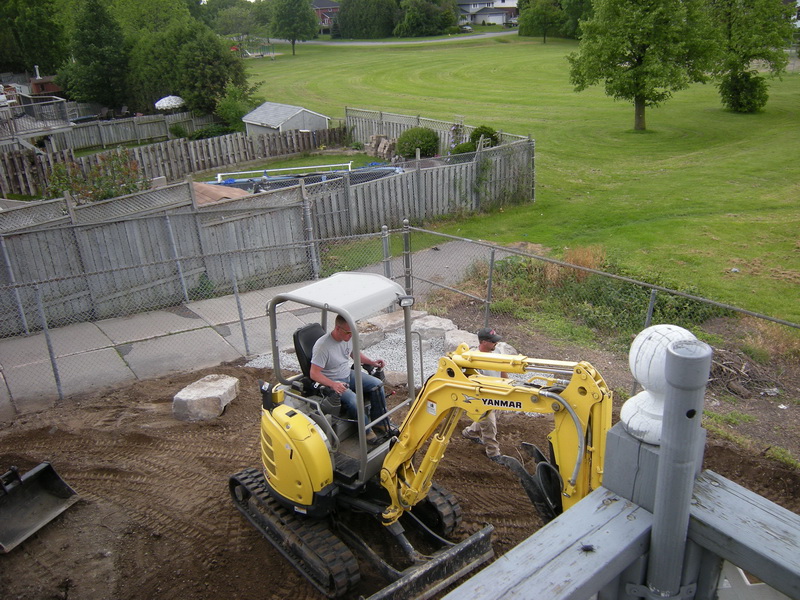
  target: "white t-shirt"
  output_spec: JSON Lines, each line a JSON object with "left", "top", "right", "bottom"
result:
{"left": 311, "top": 333, "right": 352, "bottom": 381}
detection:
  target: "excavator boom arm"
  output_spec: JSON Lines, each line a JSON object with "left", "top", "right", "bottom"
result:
{"left": 380, "top": 344, "right": 613, "bottom": 525}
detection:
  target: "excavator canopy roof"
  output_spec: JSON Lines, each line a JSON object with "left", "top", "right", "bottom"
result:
{"left": 273, "top": 272, "right": 407, "bottom": 321}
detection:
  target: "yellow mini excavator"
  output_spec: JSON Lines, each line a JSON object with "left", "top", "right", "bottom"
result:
{"left": 229, "top": 272, "right": 613, "bottom": 599}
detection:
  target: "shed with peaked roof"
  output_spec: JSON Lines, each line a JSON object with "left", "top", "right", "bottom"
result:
{"left": 242, "top": 102, "right": 331, "bottom": 136}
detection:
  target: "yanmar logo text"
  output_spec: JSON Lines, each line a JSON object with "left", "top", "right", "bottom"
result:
{"left": 464, "top": 394, "right": 522, "bottom": 409}
{"left": 483, "top": 398, "right": 523, "bottom": 409}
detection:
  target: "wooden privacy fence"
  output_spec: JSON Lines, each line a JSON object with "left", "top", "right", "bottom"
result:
{"left": 0, "top": 140, "right": 534, "bottom": 335}
{"left": 0, "top": 127, "right": 347, "bottom": 197}
{"left": 345, "top": 107, "right": 529, "bottom": 154}
{"left": 45, "top": 112, "right": 219, "bottom": 153}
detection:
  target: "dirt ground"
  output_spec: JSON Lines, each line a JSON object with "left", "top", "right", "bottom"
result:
{"left": 1, "top": 310, "right": 798, "bottom": 600}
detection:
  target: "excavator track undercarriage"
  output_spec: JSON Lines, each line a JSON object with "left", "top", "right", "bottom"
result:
{"left": 229, "top": 468, "right": 360, "bottom": 598}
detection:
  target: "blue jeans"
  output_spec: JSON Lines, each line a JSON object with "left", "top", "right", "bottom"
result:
{"left": 337, "top": 370, "right": 388, "bottom": 429}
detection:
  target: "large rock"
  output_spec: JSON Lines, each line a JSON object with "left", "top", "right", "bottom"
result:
{"left": 363, "top": 309, "right": 426, "bottom": 334}
{"left": 411, "top": 315, "right": 457, "bottom": 340}
{"left": 173, "top": 374, "right": 239, "bottom": 421}
{"left": 445, "top": 329, "right": 477, "bottom": 352}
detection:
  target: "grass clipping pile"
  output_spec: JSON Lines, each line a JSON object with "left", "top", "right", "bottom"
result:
{"left": 1, "top": 327, "right": 799, "bottom": 598}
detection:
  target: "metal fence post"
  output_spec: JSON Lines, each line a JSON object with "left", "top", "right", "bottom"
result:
{"left": 343, "top": 171, "right": 353, "bottom": 235}
{"left": 645, "top": 339, "right": 712, "bottom": 598}
{"left": 228, "top": 255, "right": 250, "bottom": 357}
{"left": 1, "top": 235, "right": 30, "bottom": 335}
{"left": 381, "top": 225, "right": 392, "bottom": 280}
{"left": 301, "top": 181, "right": 320, "bottom": 280}
{"left": 403, "top": 220, "right": 413, "bottom": 295}
{"left": 485, "top": 247, "right": 496, "bottom": 328}
{"left": 632, "top": 289, "right": 660, "bottom": 396}
{"left": 164, "top": 215, "right": 189, "bottom": 303}
{"left": 415, "top": 148, "right": 422, "bottom": 213}
{"left": 35, "top": 285, "right": 63, "bottom": 402}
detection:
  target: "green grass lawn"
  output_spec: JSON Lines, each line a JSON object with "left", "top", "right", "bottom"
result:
{"left": 246, "top": 36, "right": 800, "bottom": 323}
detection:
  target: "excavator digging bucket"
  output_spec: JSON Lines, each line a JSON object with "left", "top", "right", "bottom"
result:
{"left": 366, "top": 525, "right": 494, "bottom": 600}
{"left": 0, "top": 462, "right": 79, "bottom": 553}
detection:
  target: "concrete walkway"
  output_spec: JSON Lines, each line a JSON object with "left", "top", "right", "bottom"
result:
{"left": 0, "top": 240, "right": 490, "bottom": 422}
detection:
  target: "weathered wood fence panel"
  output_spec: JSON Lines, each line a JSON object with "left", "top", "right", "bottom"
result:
{"left": 0, "top": 138, "right": 534, "bottom": 335}
{"left": 0, "top": 127, "right": 347, "bottom": 197}
{"left": 345, "top": 107, "right": 528, "bottom": 155}
{"left": 45, "top": 112, "right": 219, "bottom": 153}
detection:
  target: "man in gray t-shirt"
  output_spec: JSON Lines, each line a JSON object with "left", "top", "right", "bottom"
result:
{"left": 310, "top": 314, "right": 395, "bottom": 443}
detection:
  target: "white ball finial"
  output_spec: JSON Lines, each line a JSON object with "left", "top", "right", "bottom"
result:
{"left": 621, "top": 324, "right": 697, "bottom": 444}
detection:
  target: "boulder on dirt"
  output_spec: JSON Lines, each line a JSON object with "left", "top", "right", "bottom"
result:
{"left": 173, "top": 374, "right": 239, "bottom": 421}
{"left": 411, "top": 315, "right": 457, "bottom": 340}
{"left": 445, "top": 329, "right": 476, "bottom": 352}
{"left": 362, "top": 309, "right": 426, "bottom": 334}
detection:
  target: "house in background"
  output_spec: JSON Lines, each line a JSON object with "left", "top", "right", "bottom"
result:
{"left": 457, "top": 0, "right": 517, "bottom": 26}
{"left": 242, "top": 102, "right": 331, "bottom": 136}
{"left": 311, "top": 0, "right": 340, "bottom": 34}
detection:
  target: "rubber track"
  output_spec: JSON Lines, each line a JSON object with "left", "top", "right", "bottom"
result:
{"left": 229, "top": 468, "right": 360, "bottom": 598}
{"left": 419, "top": 483, "right": 462, "bottom": 537}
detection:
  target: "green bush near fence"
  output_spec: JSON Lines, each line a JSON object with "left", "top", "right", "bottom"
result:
{"left": 396, "top": 127, "right": 439, "bottom": 158}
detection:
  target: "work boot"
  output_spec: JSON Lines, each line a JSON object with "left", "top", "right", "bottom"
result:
{"left": 461, "top": 429, "right": 483, "bottom": 445}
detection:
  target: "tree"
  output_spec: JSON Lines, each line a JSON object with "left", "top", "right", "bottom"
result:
{"left": 0, "top": 0, "right": 67, "bottom": 74}
{"left": 111, "top": 0, "right": 193, "bottom": 36}
{"left": 57, "top": 0, "right": 129, "bottom": 109}
{"left": 127, "top": 19, "right": 246, "bottom": 114}
{"left": 567, "top": 0, "right": 718, "bottom": 131}
{"left": 214, "top": 4, "right": 257, "bottom": 39}
{"left": 560, "top": 0, "right": 593, "bottom": 39}
{"left": 337, "top": 0, "right": 398, "bottom": 39}
{"left": 215, "top": 82, "right": 265, "bottom": 131}
{"left": 518, "top": 0, "right": 566, "bottom": 43}
{"left": 708, "top": 0, "right": 794, "bottom": 112}
{"left": 270, "top": 0, "right": 318, "bottom": 55}
{"left": 393, "top": 0, "right": 458, "bottom": 37}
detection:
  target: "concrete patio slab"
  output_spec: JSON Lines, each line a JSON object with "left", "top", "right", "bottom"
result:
{"left": 96, "top": 306, "right": 206, "bottom": 344}
{"left": 119, "top": 328, "right": 241, "bottom": 380}
{"left": 3, "top": 347, "right": 135, "bottom": 412}
{"left": 0, "top": 322, "right": 114, "bottom": 368}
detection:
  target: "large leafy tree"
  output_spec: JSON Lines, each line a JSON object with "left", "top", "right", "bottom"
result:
{"left": 568, "top": 0, "right": 719, "bottom": 130}
{"left": 270, "top": 0, "right": 318, "bottom": 55}
{"left": 199, "top": 0, "right": 244, "bottom": 27}
{"left": 214, "top": 4, "right": 258, "bottom": 38}
{"left": 393, "top": 0, "right": 458, "bottom": 37}
{"left": 58, "top": 0, "right": 129, "bottom": 109}
{"left": 708, "top": 0, "right": 794, "bottom": 112}
{"left": 518, "top": 0, "right": 566, "bottom": 43}
{"left": 337, "top": 0, "right": 398, "bottom": 39}
{"left": 0, "top": 0, "right": 67, "bottom": 74}
{"left": 560, "top": 0, "right": 593, "bottom": 39}
{"left": 127, "top": 19, "right": 246, "bottom": 114}
{"left": 111, "top": 0, "right": 193, "bottom": 36}
{"left": 215, "top": 82, "right": 265, "bottom": 131}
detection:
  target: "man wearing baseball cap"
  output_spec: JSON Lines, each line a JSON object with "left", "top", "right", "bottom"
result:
{"left": 462, "top": 327, "right": 508, "bottom": 461}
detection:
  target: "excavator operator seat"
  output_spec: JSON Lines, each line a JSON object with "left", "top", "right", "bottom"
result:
{"left": 294, "top": 323, "right": 325, "bottom": 379}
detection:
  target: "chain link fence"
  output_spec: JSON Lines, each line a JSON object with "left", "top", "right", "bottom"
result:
{"left": 1, "top": 223, "right": 797, "bottom": 439}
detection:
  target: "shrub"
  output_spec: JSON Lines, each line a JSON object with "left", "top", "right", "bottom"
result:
{"left": 189, "top": 124, "right": 235, "bottom": 140}
{"left": 396, "top": 127, "right": 440, "bottom": 158}
{"left": 451, "top": 141, "right": 476, "bottom": 154}
{"left": 469, "top": 125, "right": 499, "bottom": 147}
{"left": 169, "top": 124, "right": 188, "bottom": 139}
{"left": 718, "top": 71, "right": 769, "bottom": 113}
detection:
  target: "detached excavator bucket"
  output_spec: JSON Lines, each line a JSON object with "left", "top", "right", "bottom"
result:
{"left": 366, "top": 525, "right": 494, "bottom": 600}
{"left": 0, "top": 462, "right": 79, "bottom": 553}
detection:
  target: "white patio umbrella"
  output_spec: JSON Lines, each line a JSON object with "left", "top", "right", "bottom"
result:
{"left": 154, "top": 95, "right": 185, "bottom": 110}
